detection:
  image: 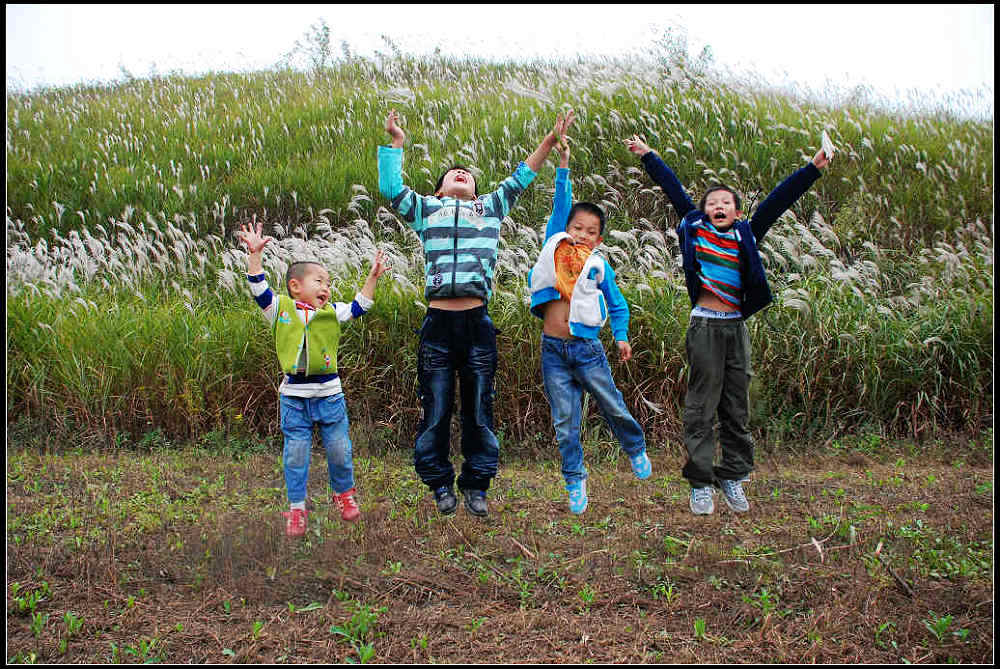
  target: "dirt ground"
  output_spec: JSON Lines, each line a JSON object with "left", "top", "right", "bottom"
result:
{"left": 6, "top": 440, "right": 994, "bottom": 663}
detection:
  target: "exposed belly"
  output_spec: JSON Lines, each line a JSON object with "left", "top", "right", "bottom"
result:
{"left": 696, "top": 288, "right": 739, "bottom": 312}
{"left": 428, "top": 296, "right": 485, "bottom": 311}
{"left": 541, "top": 299, "right": 572, "bottom": 338}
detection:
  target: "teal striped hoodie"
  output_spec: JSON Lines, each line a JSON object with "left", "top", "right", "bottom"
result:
{"left": 377, "top": 145, "right": 536, "bottom": 302}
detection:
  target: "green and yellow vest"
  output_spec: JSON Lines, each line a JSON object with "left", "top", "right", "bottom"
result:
{"left": 272, "top": 295, "right": 340, "bottom": 376}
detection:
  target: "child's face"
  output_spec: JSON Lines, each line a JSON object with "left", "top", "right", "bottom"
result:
{"left": 566, "top": 211, "right": 603, "bottom": 250}
{"left": 436, "top": 168, "right": 476, "bottom": 200}
{"left": 703, "top": 190, "right": 742, "bottom": 229}
{"left": 289, "top": 265, "right": 331, "bottom": 309}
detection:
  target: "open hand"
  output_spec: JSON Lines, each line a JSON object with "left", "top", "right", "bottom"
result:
{"left": 369, "top": 249, "right": 392, "bottom": 279}
{"left": 624, "top": 135, "right": 651, "bottom": 157}
{"left": 238, "top": 219, "right": 272, "bottom": 255}
{"left": 385, "top": 109, "right": 405, "bottom": 148}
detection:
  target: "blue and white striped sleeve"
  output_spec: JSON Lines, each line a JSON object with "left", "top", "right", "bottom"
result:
{"left": 488, "top": 161, "right": 537, "bottom": 220}
{"left": 333, "top": 292, "right": 374, "bottom": 322}
{"left": 247, "top": 273, "right": 278, "bottom": 325}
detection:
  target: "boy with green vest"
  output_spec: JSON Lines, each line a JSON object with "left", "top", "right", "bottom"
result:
{"left": 239, "top": 220, "right": 390, "bottom": 537}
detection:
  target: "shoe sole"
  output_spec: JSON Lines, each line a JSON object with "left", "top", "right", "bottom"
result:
{"left": 463, "top": 501, "right": 488, "bottom": 517}
{"left": 721, "top": 496, "right": 749, "bottom": 513}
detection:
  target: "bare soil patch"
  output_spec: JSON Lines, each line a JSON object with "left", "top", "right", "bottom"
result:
{"left": 6, "top": 441, "right": 993, "bottom": 663}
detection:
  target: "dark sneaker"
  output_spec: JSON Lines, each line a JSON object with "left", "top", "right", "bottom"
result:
{"left": 433, "top": 486, "right": 457, "bottom": 515}
{"left": 719, "top": 479, "right": 750, "bottom": 513}
{"left": 460, "top": 488, "right": 488, "bottom": 517}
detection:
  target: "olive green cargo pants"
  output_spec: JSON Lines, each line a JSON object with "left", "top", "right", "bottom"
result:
{"left": 681, "top": 316, "right": 755, "bottom": 488}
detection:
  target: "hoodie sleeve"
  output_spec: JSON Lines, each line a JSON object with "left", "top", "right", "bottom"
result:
{"left": 749, "top": 162, "right": 822, "bottom": 241}
{"left": 600, "top": 262, "right": 631, "bottom": 342}
{"left": 544, "top": 167, "right": 573, "bottom": 242}
{"left": 486, "top": 161, "right": 537, "bottom": 220}
{"left": 640, "top": 151, "right": 698, "bottom": 221}
{"left": 378, "top": 145, "right": 429, "bottom": 232}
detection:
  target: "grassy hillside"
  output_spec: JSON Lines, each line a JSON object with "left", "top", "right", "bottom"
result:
{"left": 5, "top": 50, "right": 994, "bottom": 449}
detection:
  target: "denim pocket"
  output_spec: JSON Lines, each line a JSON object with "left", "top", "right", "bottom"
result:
{"left": 317, "top": 394, "right": 347, "bottom": 425}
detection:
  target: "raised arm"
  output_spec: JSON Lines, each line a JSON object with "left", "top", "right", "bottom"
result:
{"left": 333, "top": 249, "right": 391, "bottom": 322}
{"left": 237, "top": 219, "right": 277, "bottom": 319}
{"left": 748, "top": 148, "right": 829, "bottom": 241}
{"left": 378, "top": 110, "right": 431, "bottom": 229}
{"left": 625, "top": 135, "right": 698, "bottom": 221}
{"left": 544, "top": 115, "right": 575, "bottom": 241}
{"left": 358, "top": 249, "right": 391, "bottom": 302}
{"left": 525, "top": 110, "right": 575, "bottom": 173}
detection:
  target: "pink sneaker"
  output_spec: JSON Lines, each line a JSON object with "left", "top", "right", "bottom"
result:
{"left": 282, "top": 508, "right": 308, "bottom": 537}
{"left": 333, "top": 488, "right": 361, "bottom": 522}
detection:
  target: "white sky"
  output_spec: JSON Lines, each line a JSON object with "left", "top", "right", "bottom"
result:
{"left": 5, "top": 4, "right": 995, "bottom": 113}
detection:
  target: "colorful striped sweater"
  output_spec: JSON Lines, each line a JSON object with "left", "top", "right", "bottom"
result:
{"left": 377, "top": 145, "right": 536, "bottom": 302}
{"left": 692, "top": 220, "right": 742, "bottom": 309}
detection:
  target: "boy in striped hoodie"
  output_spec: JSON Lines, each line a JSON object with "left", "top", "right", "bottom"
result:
{"left": 626, "top": 135, "right": 830, "bottom": 515}
{"left": 239, "top": 220, "right": 390, "bottom": 536}
{"left": 378, "top": 109, "right": 570, "bottom": 517}
{"left": 529, "top": 120, "right": 651, "bottom": 514}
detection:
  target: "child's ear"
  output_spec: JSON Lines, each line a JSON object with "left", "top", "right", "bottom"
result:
{"left": 596, "top": 235, "right": 604, "bottom": 247}
{"left": 287, "top": 278, "right": 301, "bottom": 297}
{"left": 736, "top": 210, "right": 744, "bottom": 219}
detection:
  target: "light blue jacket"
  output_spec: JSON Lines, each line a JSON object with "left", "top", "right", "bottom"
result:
{"left": 528, "top": 167, "right": 630, "bottom": 342}
{"left": 378, "top": 145, "right": 536, "bottom": 302}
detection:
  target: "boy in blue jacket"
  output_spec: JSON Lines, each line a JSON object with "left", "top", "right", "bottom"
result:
{"left": 626, "top": 135, "right": 831, "bottom": 515}
{"left": 378, "top": 109, "right": 571, "bottom": 518}
{"left": 529, "top": 116, "right": 651, "bottom": 514}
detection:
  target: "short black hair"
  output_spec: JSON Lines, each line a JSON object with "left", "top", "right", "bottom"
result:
{"left": 699, "top": 185, "right": 742, "bottom": 213}
{"left": 567, "top": 201, "right": 607, "bottom": 235}
{"left": 285, "top": 261, "right": 324, "bottom": 295}
{"left": 434, "top": 165, "right": 477, "bottom": 196}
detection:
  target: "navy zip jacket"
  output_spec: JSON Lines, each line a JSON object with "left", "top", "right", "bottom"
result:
{"left": 640, "top": 151, "right": 822, "bottom": 319}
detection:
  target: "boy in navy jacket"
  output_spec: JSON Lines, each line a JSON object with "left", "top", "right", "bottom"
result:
{"left": 626, "top": 135, "right": 831, "bottom": 515}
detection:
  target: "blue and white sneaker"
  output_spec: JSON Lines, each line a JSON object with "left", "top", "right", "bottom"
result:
{"left": 719, "top": 479, "right": 750, "bottom": 513}
{"left": 566, "top": 479, "right": 588, "bottom": 514}
{"left": 689, "top": 486, "right": 715, "bottom": 515}
{"left": 629, "top": 451, "right": 652, "bottom": 480}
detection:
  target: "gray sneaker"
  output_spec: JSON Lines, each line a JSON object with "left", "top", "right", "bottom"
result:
{"left": 719, "top": 479, "right": 750, "bottom": 513}
{"left": 689, "top": 486, "right": 715, "bottom": 515}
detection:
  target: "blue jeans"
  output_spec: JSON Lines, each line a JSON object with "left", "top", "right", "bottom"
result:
{"left": 279, "top": 394, "right": 355, "bottom": 504}
{"left": 414, "top": 306, "right": 499, "bottom": 492}
{"left": 541, "top": 334, "right": 646, "bottom": 485}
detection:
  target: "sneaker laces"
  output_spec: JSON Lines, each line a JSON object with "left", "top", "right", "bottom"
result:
{"left": 335, "top": 489, "right": 359, "bottom": 510}
{"left": 721, "top": 480, "right": 747, "bottom": 503}
{"left": 691, "top": 487, "right": 714, "bottom": 504}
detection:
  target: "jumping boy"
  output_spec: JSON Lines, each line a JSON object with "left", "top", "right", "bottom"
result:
{"left": 529, "top": 118, "right": 651, "bottom": 514}
{"left": 378, "top": 109, "right": 571, "bottom": 517}
{"left": 238, "top": 220, "right": 390, "bottom": 536}
{"left": 625, "top": 135, "right": 831, "bottom": 515}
